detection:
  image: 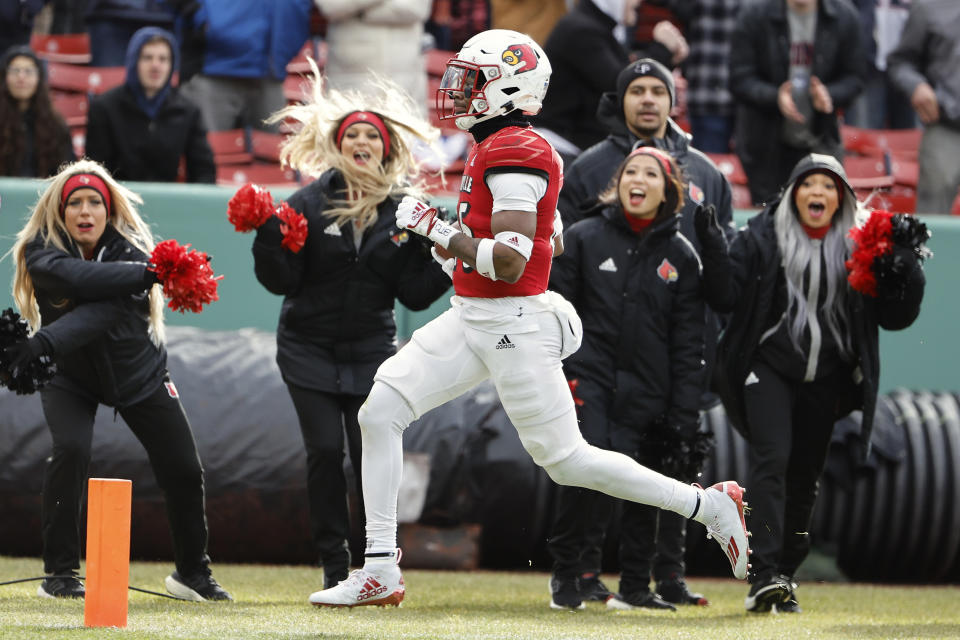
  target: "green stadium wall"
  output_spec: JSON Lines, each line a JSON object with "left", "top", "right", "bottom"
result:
{"left": 1, "top": 177, "right": 957, "bottom": 393}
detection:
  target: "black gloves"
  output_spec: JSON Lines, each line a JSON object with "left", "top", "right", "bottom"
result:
{"left": 693, "top": 204, "right": 727, "bottom": 255}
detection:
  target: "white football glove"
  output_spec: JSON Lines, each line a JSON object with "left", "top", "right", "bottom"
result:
{"left": 430, "top": 246, "right": 456, "bottom": 279}
{"left": 395, "top": 196, "right": 457, "bottom": 249}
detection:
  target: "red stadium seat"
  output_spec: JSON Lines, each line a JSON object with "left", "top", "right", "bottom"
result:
{"left": 52, "top": 91, "right": 88, "bottom": 127}
{"left": 841, "top": 125, "right": 922, "bottom": 161}
{"left": 283, "top": 74, "right": 311, "bottom": 103}
{"left": 30, "top": 33, "right": 91, "bottom": 64}
{"left": 216, "top": 162, "right": 299, "bottom": 187}
{"left": 286, "top": 39, "right": 325, "bottom": 75}
{"left": 208, "top": 129, "right": 253, "bottom": 165}
{"left": 706, "top": 153, "right": 748, "bottom": 186}
{"left": 250, "top": 130, "right": 285, "bottom": 163}
{"left": 46, "top": 62, "right": 124, "bottom": 95}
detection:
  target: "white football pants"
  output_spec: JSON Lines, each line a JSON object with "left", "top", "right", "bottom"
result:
{"left": 358, "top": 297, "right": 700, "bottom": 557}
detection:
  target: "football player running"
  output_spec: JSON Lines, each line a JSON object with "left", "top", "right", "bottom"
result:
{"left": 308, "top": 29, "right": 751, "bottom": 609}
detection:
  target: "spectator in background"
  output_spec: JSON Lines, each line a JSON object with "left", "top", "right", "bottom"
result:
{"left": 9, "top": 158, "right": 232, "bottom": 602}
{"left": 85, "top": 27, "right": 215, "bottom": 183}
{"left": 549, "top": 147, "right": 708, "bottom": 611}
{"left": 534, "top": 0, "right": 688, "bottom": 165}
{"left": 887, "top": 0, "right": 960, "bottom": 215}
{"left": 426, "top": 0, "right": 490, "bottom": 51}
{"left": 549, "top": 57, "right": 733, "bottom": 612}
{"left": 51, "top": 0, "right": 88, "bottom": 34}
{"left": 314, "top": 0, "right": 433, "bottom": 113}
{"left": 0, "top": 0, "right": 49, "bottom": 56}
{"left": 175, "top": 0, "right": 312, "bottom": 132}
{"left": 252, "top": 72, "right": 450, "bottom": 589}
{"left": 729, "top": 0, "right": 865, "bottom": 206}
{"left": 84, "top": 0, "right": 175, "bottom": 66}
{"left": 698, "top": 153, "right": 925, "bottom": 613}
{"left": 845, "top": 0, "right": 915, "bottom": 129}
{"left": 0, "top": 46, "right": 74, "bottom": 177}
{"left": 668, "top": 0, "right": 740, "bottom": 153}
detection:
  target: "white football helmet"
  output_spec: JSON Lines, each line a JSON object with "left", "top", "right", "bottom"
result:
{"left": 436, "top": 29, "right": 552, "bottom": 131}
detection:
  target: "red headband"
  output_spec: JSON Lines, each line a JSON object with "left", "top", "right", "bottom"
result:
{"left": 61, "top": 173, "right": 111, "bottom": 216}
{"left": 336, "top": 111, "right": 390, "bottom": 158}
{"left": 627, "top": 146, "right": 674, "bottom": 175}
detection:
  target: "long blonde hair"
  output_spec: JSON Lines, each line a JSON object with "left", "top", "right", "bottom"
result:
{"left": 10, "top": 158, "right": 166, "bottom": 345}
{"left": 266, "top": 59, "right": 441, "bottom": 231}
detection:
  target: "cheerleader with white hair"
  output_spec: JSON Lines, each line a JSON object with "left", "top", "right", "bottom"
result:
{"left": 697, "top": 153, "right": 927, "bottom": 614}
{"left": 245, "top": 65, "right": 451, "bottom": 589}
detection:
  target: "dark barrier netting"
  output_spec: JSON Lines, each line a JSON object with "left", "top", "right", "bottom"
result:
{"left": 1, "top": 326, "right": 958, "bottom": 581}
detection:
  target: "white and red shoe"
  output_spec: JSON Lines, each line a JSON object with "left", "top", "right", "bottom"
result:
{"left": 309, "top": 550, "right": 404, "bottom": 608}
{"left": 695, "top": 481, "right": 750, "bottom": 580}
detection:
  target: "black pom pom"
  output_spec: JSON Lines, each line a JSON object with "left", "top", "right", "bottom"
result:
{"left": 889, "top": 214, "right": 930, "bottom": 258}
{"left": 0, "top": 308, "right": 57, "bottom": 395}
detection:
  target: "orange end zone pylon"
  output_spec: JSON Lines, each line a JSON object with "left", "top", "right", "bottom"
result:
{"left": 84, "top": 478, "right": 132, "bottom": 628}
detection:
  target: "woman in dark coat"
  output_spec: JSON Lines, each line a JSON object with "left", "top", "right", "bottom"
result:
{"left": 0, "top": 46, "right": 74, "bottom": 177}
{"left": 8, "top": 159, "right": 229, "bottom": 601}
{"left": 251, "top": 73, "right": 450, "bottom": 589}
{"left": 697, "top": 153, "right": 926, "bottom": 613}
{"left": 548, "top": 146, "right": 708, "bottom": 611}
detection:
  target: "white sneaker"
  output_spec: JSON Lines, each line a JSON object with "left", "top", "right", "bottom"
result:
{"left": 695, "top": 481, "right": 750, "bottom": 579}
{"left": 308, "top": 552, "right": 404, "bottom": 608}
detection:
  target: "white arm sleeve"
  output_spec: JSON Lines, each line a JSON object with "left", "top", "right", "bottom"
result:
{"left": 486, "top": 172, "right": 548, "bottom": 214}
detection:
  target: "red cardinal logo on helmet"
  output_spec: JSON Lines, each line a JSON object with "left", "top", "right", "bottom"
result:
{"left": 502, "top": 44, "right": 538, "bottom": 74}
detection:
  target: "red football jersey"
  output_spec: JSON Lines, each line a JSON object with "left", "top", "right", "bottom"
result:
{"left": 452, "top": 126, "right": 563, "bottom": 298}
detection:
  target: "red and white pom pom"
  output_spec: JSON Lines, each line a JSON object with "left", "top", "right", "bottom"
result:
{"left": 274, "top": 202, "right": 309, "bottom": 253}
{"left": 845, "top": 210, "right": 895, "bottom": 297}
{"left": 227, "top": 183, "right": 274, "bottom": 232}
{"left": 150, "top": 239, "right": 223, "bottom": 313}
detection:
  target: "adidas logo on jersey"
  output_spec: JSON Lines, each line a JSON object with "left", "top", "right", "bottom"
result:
{"left": 599, "top": 257, "right": 617, "bottom": 272}
{"left": 356, "top": 577, "right": 389, "bottom": 602}
{"left": 324, "top": 222, "right": 342, "bottom": 236}
{"left": 495, "top": 335, "right": 516, "bottom": 349}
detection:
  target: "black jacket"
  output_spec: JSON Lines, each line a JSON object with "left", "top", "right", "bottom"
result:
{"left": 85, "top": 85, "right": 215, "bottom": 183}
{"left": 729, "top": 0, "right": 864, "bottom": 203}
{"left": 550, "top": 205, "right": 705, "bottom": 453}
{"left": 253, "top": 169, "right": 451, "bottom": 395}
{"left": 558, "top": 97, "right": 734, "bottom": 252}
{"left": 534, "top": 0, "right": 631, "bottom": 152}
{"left": 24, "top": 225, "right": 167, "bottom": 407}
{"left": 711, "top": 205, "right": 925, "bottom": 457}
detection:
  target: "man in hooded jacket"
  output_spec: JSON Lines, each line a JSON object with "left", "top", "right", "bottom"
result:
{"left": 85, "top": 26, "right": 215, "bottom": 183}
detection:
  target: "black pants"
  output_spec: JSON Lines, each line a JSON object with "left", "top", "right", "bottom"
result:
{"left": 547, "top": 376, "right": 685, "bottom": 589}
{"left": 743, "top": 361, "right": 846, "bottom": 582}
{"left": 285, "top": 383, "right": 364, "bottom": 575}
{"left": 40, "top": 379, "right": 209, "bottom": 577}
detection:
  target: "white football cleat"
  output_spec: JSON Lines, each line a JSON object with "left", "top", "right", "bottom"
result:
{"left": 696, "top": 481, "right": 750, "bottom": 580}
{"left": 309, "top": 551, "right": 404, "bottom": 608}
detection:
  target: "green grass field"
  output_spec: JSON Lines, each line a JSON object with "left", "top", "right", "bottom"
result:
{"left": 1, "top": 555, "right": 958, "bottom": 639}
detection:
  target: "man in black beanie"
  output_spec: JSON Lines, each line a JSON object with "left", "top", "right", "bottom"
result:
{"left": 547, "top": 57, "right": 736, "bottom": 611}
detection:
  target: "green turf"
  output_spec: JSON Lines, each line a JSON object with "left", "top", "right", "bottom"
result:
{"left": 1, "top": 555, "right": 958, "bottom": 639}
